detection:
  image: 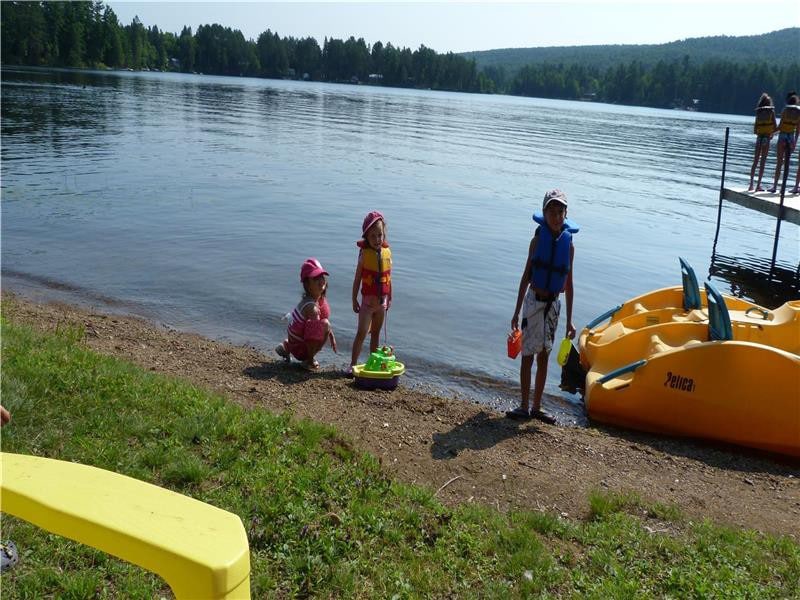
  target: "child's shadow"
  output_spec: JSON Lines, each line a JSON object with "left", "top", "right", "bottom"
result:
{"left": 243, "top": 361, "right": 341, "bottom": 385}
{"left": 431, "top": 411, "right": 544, "bottom": 460}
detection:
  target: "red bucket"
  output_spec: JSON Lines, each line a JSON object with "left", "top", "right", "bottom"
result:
{"left": 507, "top": 329, "right": 522, "bottom": 359}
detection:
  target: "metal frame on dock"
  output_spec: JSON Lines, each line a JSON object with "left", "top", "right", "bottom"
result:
{"left": 712, "top": 127, "right": 798, "bottom": 279}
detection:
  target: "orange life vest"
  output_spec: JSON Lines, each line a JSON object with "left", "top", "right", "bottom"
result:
{"left": 358, "top": 241, "right": 392, "bottom": 298}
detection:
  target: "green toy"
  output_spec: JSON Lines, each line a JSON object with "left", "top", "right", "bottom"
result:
{"left": 352, "top": 346, "right": 406, "bottom": 390}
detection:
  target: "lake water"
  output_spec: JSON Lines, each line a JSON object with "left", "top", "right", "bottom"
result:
{"left": 2, "top": 66, "right": 798, "bottom": 423}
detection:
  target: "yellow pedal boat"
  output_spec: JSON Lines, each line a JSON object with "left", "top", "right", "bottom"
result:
{"left": 579, "top": 257, "right": 761, "bottom": 369}
{"left": 583, "top": 281, "right": 800, "bottom": 457}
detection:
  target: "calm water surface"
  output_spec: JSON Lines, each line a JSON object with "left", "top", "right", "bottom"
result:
{"left": 2, "top": 67, "right": 798, "bottom": 422}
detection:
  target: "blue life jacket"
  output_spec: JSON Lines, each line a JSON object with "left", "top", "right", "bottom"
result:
{"left": 529, "top": 214, "right": 576, "bottom": 294}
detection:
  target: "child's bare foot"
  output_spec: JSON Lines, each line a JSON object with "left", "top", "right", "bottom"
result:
{"left": 747, "top": 184, "right": 754, "bottom": 191}
{"left": 756, "top": 185, "right": 765, "bottom": 192}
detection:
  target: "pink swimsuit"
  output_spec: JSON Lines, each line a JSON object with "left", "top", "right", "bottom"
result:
{"left": 286, "top": 296, "right": 330, "bottom": 360}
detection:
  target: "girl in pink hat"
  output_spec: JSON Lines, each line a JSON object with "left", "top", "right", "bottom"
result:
{"left": 275, "top": 258, "right": 337, "bottom": 370}
{"left": 346, "top": 211, "right": 392, "bottom": 375}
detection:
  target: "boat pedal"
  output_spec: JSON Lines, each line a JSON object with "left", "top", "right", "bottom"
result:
{"left": 649, "top": 334, "right": 671, "bottom": 355}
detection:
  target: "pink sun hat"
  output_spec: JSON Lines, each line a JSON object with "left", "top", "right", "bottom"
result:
{"left": 300, "top": 258, "right": 329, "bottom": 281}
{"left": 362, "top": 210, "right": 385, "bottom": 235}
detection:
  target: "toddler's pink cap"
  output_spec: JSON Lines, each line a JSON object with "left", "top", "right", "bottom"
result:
{"left": 300, "top": 258, "right": 329, "bottom": 281}
{"left": 362, "top": 211, "right": 384, "bottom": 235}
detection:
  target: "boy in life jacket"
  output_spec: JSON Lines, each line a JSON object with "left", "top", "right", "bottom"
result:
{"left": 508, "top": 189, "right": 576, "bottom": 424}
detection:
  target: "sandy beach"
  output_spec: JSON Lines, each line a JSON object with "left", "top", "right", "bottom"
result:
{"left": 4, "top": 292, "right": 798, "bottom": 538}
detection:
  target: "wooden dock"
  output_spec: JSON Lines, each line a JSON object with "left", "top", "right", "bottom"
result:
{"left": 722, "top": 188, "right": 800, "bottom": 226}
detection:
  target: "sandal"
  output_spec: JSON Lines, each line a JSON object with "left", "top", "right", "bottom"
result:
{"left": 342, "top": 366, "right": 354, "bottom": 378}
{"left": 301, "top": 359, "right": 320, "bottom": 372}
{"left": 531, "top": 410, "right": 557, "bottom": 425}
{"left": 506, "top": 406, "right": 532, "bottom": 420}
{"left": 275, "top": 343, "right": 290, "bottom": 362}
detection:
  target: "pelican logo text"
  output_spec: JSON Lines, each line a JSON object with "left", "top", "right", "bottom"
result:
{"left": 664, "top": 371, "right": 695, "bottom": 392}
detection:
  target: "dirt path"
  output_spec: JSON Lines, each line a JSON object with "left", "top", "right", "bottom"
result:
{"left": 4, "top": 293, "right": 798, "bottom": 538}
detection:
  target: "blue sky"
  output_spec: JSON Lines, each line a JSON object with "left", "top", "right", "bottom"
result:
{"left": 108, "top": 1, "right": 800, "bottom": 53}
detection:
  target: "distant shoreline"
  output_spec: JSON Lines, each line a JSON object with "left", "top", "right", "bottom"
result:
{"left": 0, "top": 63, "right": 766, "bottom": 118}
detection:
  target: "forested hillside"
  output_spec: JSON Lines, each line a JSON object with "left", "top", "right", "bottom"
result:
{"left": 463, "top": 29, "right": 800, "bottom": 71}
{"left": 0, "top": 1, "right": 493, "bottom": 92}
{"left": 1, "top": 1, "right": 797, "bottom": 115}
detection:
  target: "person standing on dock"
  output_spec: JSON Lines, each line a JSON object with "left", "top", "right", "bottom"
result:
{"left": 748, "top": 93, "right": 776, "bottom": 192}
{"left": 768, "top": 91, "right": 800, "bottom": 193}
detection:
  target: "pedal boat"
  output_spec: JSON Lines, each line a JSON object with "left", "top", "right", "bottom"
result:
{"left": 579, "top": 257, "right": 761, "bottom": 369}
{"left": 352, "top": 346, "right": 406, "bottom": 390}
{"left": 583, "top": 281, "right": 800, "bottom": 457}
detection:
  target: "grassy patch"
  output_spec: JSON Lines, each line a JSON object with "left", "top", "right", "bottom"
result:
{"left": 1, "top": 314, "right": 798, "bottom": 598}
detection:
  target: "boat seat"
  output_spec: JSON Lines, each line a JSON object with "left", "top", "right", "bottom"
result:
{"left": 679, "top": 257, "right": 702, "bottom": 310}
{"left": 705, "top": 282, "right": 733, "bottom": 341}
{"left": 0, "top": 452, "right": 251, "bottom": 599}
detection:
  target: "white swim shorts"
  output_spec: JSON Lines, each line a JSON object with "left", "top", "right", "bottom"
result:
{"left": 521, "top": 289, "right": 561, "bottom": 356}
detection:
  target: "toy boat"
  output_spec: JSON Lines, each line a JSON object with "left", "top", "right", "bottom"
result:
{"left": 352, "top": 346, "right": 406, "bottom": 390}
{"left": 583, "top": 280, "right": 800, "bottom": 457}
{"left": 579, "top": 257, "right": 761, "bottom": 369}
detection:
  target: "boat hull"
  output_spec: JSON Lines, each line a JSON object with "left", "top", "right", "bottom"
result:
{"left": 352, "top": 361, "right": 406, "bottom": 391}
{"left": 586, "top": 339, "right": 800, "bottom": 457}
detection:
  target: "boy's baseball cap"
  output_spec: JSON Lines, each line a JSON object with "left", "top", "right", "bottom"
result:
{"left": 300, "top": 258, "right": 329, "bottom": 281}
{"left": 362, "top": 210, "right": 384, "bottom": 235}
{"left": 543, "top": 189, "right": 568, "bottom": 210}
